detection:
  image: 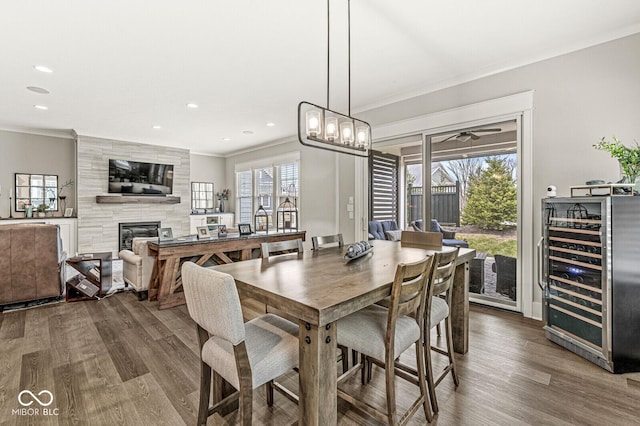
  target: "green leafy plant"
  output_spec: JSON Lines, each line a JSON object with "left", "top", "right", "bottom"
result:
{"left": 37, "top": 203, "right": 48, "bottom": 213}
{"left": 593, "top": 136, "right": 640, "bottom": 182}
{"left": 462, "top": 158, "right": 517, "bottom": 231}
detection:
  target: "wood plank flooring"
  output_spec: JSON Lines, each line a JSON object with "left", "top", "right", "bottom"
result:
{"left": 1, "top": 293, "right": 639, "bottom": 425}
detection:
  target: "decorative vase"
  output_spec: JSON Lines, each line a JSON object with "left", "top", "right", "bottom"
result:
{"left": 38, "top": 212, "right": 45, "bottom": 218}
{"left": 25, "top": 206, "right": 33, "bottom": 218}
{"left": 219, "top": 199, "right": 224, "bottom": 213}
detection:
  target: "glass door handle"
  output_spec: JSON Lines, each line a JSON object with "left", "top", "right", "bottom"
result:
{"left": 537, "top": 236, "right": 545, "bottom": 291}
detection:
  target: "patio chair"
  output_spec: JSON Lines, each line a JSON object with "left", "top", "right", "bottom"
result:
{"left": 492, "top": 254, "right": 516, "bottom": 300}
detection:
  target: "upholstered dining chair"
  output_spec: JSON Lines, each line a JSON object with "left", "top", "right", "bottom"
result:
{"left": 260, "top": 238, "right": 304, "bottom": 258}
{"left": 423, "top": 249, "right": 460, "bottom": 415}
{"left": 182, "top": 262, "right": 299, "bottom": 425}
{"left": 400, "top": 230, "right": 444, "bottom": 337}
{"left": 336, "top": 255, "right": 435, "bottom": 425}
{"left": 311, "top": 233, "right": 344, "bottom": 250}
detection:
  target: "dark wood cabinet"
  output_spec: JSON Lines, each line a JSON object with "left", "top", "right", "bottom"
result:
{"left": 65, "top": 252, "right": 112, "bottom": 302}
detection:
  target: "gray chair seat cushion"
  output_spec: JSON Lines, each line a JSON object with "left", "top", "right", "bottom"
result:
{"left": 337, "top": 304, "right": 420, "bottom": 361}
{"left": 430, "top": 296, "right": 450, "bottom": 326}
{"left": 201, "top": 313, "right": 298, "bottom": 389}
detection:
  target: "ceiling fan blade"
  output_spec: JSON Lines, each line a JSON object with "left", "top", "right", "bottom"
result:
{"left": 469, "top": 128, "right": 502, "bottom": 133}
{"left": 440, "top": 134, "right": 458, "bottom": 143}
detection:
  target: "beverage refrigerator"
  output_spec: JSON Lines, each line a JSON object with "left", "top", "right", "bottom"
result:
{"left": 538, "top": 196, "right": 640, "bottom": 373}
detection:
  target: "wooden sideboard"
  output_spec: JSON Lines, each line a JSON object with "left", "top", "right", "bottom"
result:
{"left": 147, "top": 231, "right": 306, "bottom": 309}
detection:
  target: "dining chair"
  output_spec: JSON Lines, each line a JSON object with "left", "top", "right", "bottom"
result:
{"left": 336, "top": 255, "right": 435, "bottom": 425}
{"left": 260, "top": 238, "right": 304, "bottom": 258}
{"left": 400, "top": 230, "right": 443, "bottom": 248}
{"left": 182, "top": 262, "right": 299, "bottom": 426}
{"left": 311, "top": 233, "right": 344, "bottom": 250}
{"left": 401, "top": 230, "right": 444, "bottom": 337}
{"left": 423, "top": 249, "right": 460, "bottom": 415}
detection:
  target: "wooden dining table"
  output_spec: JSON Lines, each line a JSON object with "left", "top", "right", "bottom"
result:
{"left": 214, "top": 239, "right": 475, "bottom": 425}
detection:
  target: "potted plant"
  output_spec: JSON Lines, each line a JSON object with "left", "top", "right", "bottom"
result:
{"left": 36, "top": 203, "right": 48, "bottom": 218}
{"left": 58, "top": 179, "right": 74, "bottom": 213}
{"left": 593, "top": 136, "right": 640, "bottom": 192}
{"left": 216, "top": 188, "right": 230, "bottom": 212}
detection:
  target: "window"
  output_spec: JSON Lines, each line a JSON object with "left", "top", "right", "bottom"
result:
{"left": 235, "top": 154, "right": 300, "bottom": 227}
{"left": 15, "top": 173, "right": 58, "bottom": 212}
{"left": 191, "top": 182, "right": 214, "bottom": 210}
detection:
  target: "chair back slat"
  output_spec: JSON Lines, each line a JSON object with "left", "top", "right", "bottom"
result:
{"left": 401, "top": 230, "right": 443, "bottom": 248}
{"left": 387, "top": 256, "right": 434, "bottom": 329}
{"left": 429, "top": 249, "right": 459, "bottom": 301}
{"left": 311, "top": 234, "right": 344, "bottom": 250}
{"left": 182, "top": 262, "right": 246, "bottom": 345}
{"left": 261, "top": 239, "right": 304, "bottom": 258}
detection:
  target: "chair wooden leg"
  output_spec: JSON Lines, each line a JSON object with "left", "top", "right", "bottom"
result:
{"left": 436, "top": 322, "right": 442, "bottom": 337}
{"left": 445, "top": 316, "right": 459, "bottom": 387}
{"left": 415, "top": 340, "right": 433, "bottom": 422}
{"left": 266, "top": 380, "right": 274, "bottom": 407}
{"left": 385, "top": 353, "right": 398, "bottom": 425}
{"left": 238, "top": 386, "right": 252, "bottom": 426}
{"left": 340, "top": 346, "right": 349, "bottom": 374}
{"left": 351, "top": 349, "right": 359, "bottom": 367}
{"left": 425, "top": 327, "right": 439, "bottom": 414}
{"left": 198, "top": 361, "right": 211, "bottom": 426}
{"left": 360, "top": 354, "right": 367, "bottom": 385}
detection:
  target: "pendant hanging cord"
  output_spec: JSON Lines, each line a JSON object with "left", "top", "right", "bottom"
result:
{"left": 327, "top": 0, "right": 330, "bottom": 109}
{"left": 348, "top": 0, "right": 351, "bottom": 116}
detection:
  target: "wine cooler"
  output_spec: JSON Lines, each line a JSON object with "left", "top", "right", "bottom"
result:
{"left": 538, "top": 196, "right": 640, "bottom": 373}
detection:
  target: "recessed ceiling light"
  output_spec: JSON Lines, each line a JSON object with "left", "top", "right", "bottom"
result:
{"left": 34, "top": 65, "right": 53, "bottom": 73}
{"left": 242, "top": 130, "right": 254, "bottom": 135}
{"left": 266, "top": 122, "right": 275, "bottom": 127}
{"left": 222, "top": 137, "right": 231, "bottom": 142}
{"left": 26, "top": 86, "right": 50, "bottom": 94}
{"left": 186, "top": 103, "right": 199, "bottom": 109}
{"left": 152, "top": 125, "right": 162, "bottom": 129}
{"left": 34, "top": 105, "right": 48, "bottom": 110}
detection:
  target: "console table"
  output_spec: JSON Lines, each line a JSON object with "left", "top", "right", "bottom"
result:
{"left": 147, "top": 231, "right": 306, "bottom": 309}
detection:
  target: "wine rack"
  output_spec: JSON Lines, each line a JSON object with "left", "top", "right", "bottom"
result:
{"left": 540, "top": 197, "right": 640, "bottom": 373}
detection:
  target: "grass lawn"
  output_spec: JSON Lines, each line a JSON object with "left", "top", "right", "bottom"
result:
{"left": 457, "top": 233, "right": 517, "bottom": 258}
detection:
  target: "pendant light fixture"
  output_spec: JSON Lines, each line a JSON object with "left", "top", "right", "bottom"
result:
{"left": 298, "top": 0, "right": 371, "bottom": 157}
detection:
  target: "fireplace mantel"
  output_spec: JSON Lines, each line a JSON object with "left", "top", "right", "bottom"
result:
{"left": 96, "top": 195, "right": 181, "bottom": 204}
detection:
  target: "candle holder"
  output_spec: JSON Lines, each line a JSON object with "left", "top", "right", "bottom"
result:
{"left": 9, "top": 195, "right": 13, "bottom": 218}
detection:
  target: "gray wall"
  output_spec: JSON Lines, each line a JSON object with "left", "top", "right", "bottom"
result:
{"left": 190, "top": 153, "right": 227, "bottom": 191}
{"left": 76, "top": 135, "right": 191, "bottom": 254}
{"left": 0, "top": 130, "right": 76, "bottom": 218}
{"left": 359, "top": 33, "right": 640, "bottom": 305}
{"left": 224, "top": 139, "right": 346, "bottom": 248}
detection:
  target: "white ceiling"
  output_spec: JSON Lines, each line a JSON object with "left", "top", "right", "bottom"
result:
{"left": 2, "top": 1, "right": 639, "bottom": 157}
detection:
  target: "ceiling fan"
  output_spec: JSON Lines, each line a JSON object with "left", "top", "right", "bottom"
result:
{"left": 440, "top": 128, "right": 502, "bottom": 143}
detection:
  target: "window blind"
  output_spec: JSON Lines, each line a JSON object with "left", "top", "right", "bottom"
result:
{"left": 369, "top": 150, "right": 399, "bottom": 221}
{"left": 236, "top": 170, "right": 253, "bottom": 223}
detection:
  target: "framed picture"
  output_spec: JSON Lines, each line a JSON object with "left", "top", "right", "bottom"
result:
{"left": 63, "top": 207, "right": 74, "bottom": 217}
{"left": 238, "top": 223, "right": 252, "bottom": 236}
{"left": 159, "top": 227, "right": 173, "bottom": 241}
{"left": 196, "top": 226, "right": 210, "bottom": 239}
{"left": 218, "top": 225, "right": 228, "bottom": 238}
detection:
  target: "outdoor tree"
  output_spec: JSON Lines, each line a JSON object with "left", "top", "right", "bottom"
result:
{"left": 443, "top": 157, "right": 483, "bottom": 209}
{"left": 462, "top": 157, "right": 517, "bottom": 230}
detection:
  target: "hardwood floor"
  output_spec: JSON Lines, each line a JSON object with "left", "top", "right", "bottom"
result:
{"left": 1, "top": 293, "right": 639, "bottom": 425}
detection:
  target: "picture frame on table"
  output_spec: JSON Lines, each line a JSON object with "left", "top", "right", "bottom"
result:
{"left": 64, "top": 207, "right": 74, "bottom": 217}
{"left": 159, "top": 227, "right": 173, "bottom": 241}
{"left": 238, "top": 223, "right": 252, "bottom": 236}
{"left": 218, "top": 225, "right": 228, "bottom": 238}
{"left": 196, "top": 226, "right": 210, "bottom": 239}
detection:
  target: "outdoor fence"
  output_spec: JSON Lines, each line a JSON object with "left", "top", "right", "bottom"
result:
{"left": 408, "top": 181, "right": 460, "bottom": 226}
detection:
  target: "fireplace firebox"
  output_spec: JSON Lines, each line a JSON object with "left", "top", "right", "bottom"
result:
{"left": 119, "top": 222, "right": 160, "bottom": 251}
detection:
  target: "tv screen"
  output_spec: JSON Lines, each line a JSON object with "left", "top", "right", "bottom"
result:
{"left": 108, "top": 159, "right": 174, "bottom": 195}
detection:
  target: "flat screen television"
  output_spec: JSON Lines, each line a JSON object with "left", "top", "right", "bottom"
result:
{"left": 108, "top": 159, "right": 174, "bottom": 195}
